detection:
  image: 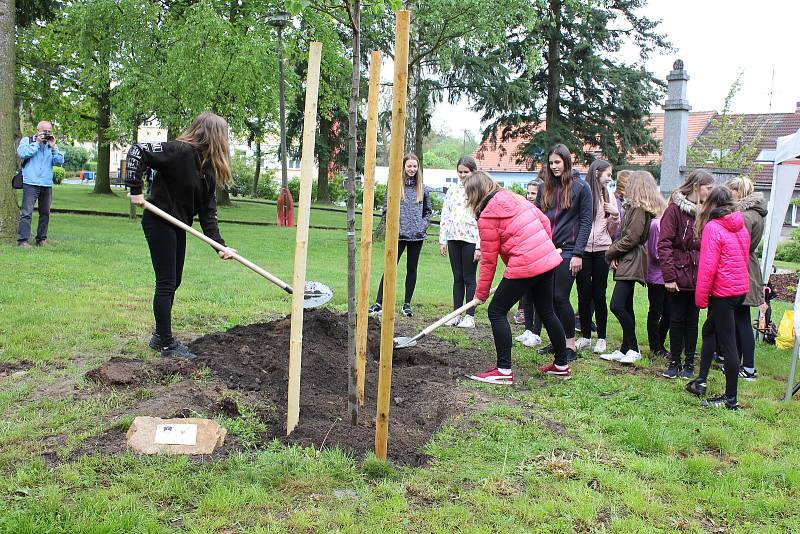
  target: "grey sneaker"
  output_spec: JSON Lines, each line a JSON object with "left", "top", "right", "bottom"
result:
{"left": 700, "top": 395, "right": 739, "bottom": 410}
{"left": 18, "top": 241, "right": 32, "bottom": 249}
{"left": 161, "top": 342, "right": 197, "bottom": 360}
{"left": 679, "top": 364, "right": 695, "bottom": 380}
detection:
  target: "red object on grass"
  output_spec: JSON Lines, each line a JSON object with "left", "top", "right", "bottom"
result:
{"left": 277, "top": 187, "right": 295, "bottom": 227}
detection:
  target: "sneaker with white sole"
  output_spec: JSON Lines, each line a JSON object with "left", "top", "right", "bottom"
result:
{"left": 457, "top": 315, "right": 475, "bottom": 328}
{"left": 600, "top": 350, "right": 625, "bottom": 362}
{"left": 368, "top": 303, "right": 382, "bottom": 316}
{"left": 538, "top": 362, "right": 572, "bottom": 379}
{"left": 618, "top": 349, "right": 642, "bottom": 364}
{"left": 738, "top": 368, "right": 757, "bottom": 381}
{"left": 444, "top": 314, "right": 461, "bottom": 326}
{"left": 469, "top": 368, "right": 513, "bottom": 385}
{"left": 575, "top": 337, "right": 592, "bottom": 351}
{"left": 593, "top": 338, "right": 607, "bottom": 353}
{"left": 515, "top": 330, "right": 532, "bottom": 342}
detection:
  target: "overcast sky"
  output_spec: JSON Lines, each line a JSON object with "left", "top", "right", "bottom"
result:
{"left": 431, "top": 0, "right": 799, "bottom": 137}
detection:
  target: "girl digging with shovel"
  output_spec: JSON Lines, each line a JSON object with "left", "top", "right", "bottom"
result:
{"left": 126, "top": 112, "right": 237, "bottom": 360}
{"left": 464, "top": 171, "right": 571, "bottom": 384}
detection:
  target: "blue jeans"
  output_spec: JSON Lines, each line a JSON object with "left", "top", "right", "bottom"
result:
{"left": 17, "top": 184, "right": 52, "bottom": 243}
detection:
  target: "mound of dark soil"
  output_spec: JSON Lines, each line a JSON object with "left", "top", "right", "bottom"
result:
{"left": 85, "top": 356, "right": 196, "bottom": 386}
{"left": 189, "top": 309, "right": 491, "bottom": 464}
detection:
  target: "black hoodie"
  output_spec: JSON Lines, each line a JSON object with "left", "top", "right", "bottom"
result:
{"left": 125, "top": 141, "right": 225, "bottom": 245}
{"left": 536, "top": 178, "right": 593, "bottom": 259}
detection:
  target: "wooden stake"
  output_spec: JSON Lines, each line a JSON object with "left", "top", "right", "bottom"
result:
{"left": 356, "top": 51, "right": 382, "bottom": 406}
{"left": 287, "top": 41, "right": 322, "bottom": 436}
{"left": 375, "top": 12, "right": 411, "bottom": 460}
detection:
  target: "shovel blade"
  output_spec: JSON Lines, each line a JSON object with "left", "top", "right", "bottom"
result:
{"left": 393, "top": 336, "right": 417, "bottom": 349}
{"left": 302, "top": 281, "right": 333, "bottom": 309}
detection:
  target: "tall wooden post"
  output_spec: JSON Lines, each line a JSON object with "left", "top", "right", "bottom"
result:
{"left": 356, "top": 51, "right": 382, "bottom": 406}
{"left": 375, "top": 12, "right": 410, "bottom": 460}
{"left": 287, "top": 42, "right": 322, "bottom": 435}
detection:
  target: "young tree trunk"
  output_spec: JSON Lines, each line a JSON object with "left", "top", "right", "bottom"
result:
{"left": 0, "top": 0, "right": 19, "bottom": 242}
{"left": 413, "top": 65, "right": 425, "bottom": 169}
{"left": 346, "top": 2, "right": 362, "bottom": 425}
{"left": 317, "top": 138, "right": 331, "bottom": 204}
{"left": 92, "top": 84, "right": 114, "bottom": 195}
{"left": 253, "top": 139, "right": 262, "bottom": 196}
{"left": 545, "top": 0, "right": 562, "bottom": 131}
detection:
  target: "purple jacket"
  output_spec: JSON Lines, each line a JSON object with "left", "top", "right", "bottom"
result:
{"left": 646, "top": 217, "right": 663, "bottom": 284}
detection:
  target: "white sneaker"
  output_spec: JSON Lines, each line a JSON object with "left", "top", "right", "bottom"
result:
{"left": 519, "top": 331, "right": 541, "bottom": 348}
{"left": 444, "top": 314, "right": 461, "bottom": 326}
{"left": 457, "top": 315, "right": 475, "bottom": 328}
{"left": 575, "top": 337, "right": 592, "bottom": 351}
{"left": 516, "top": 330, "right": 532, "bottom": 342}
{"left": 593, "top": 338, "right": 607, "bottom": 353}
{"left": 600, "top": 350, "right": 625, "bottom": 362}
{"left": 619, "top": 349, "right": 642, "bottom": 364}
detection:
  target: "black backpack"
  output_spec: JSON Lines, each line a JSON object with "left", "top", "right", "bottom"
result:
{"left": 11, "top": 136, "right": 37, "bottom": 189}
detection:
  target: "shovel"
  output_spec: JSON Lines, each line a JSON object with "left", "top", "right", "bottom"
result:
{"left": 394, "top": 286, "right": 497, "bottom": 349}
{"left": 141, "top": 200, "right": 332, "bottom": 308}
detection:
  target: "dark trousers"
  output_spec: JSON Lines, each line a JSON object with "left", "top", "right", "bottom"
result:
{"left": 521, "top": 294, "right": 538, "bottom": 331}
{"left": 376, "top": 240, "right": 424, "bottom": 305}
{"left": 735, "top": 305, "right": 755, "bottom": 369}
{"left": 17, "top": 184, "right": 53, "bottom": 243}
{"left": 553, "top": 259, "right": 576, "bottom": 338}
{"left": 647, "top": 283, "right": 671, "bottom": 353}
{"left": 488, "top": 269, "right": 567, "bottom": 368}
{"left": 447, "top": 240, "right": 478, "bottom": 316}
{"left": 142, "top": 211, "right": 187, "bottom": 343}
{"left": 610, "top": 280, "right": 639, "bottom": 353}
{"left": 576, "top": 251, "right": 610, "bottom": 339}
{"left": 698, "top": 296, "right": 744, "bottom": 400}
{"left": 668, "top": 290, "right": 699, "bottom": 364}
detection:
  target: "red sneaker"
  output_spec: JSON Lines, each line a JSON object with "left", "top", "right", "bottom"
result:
{"left": 538, "top": 362, "right": 572, "bottom": 380}
{"left": 469, "top": 368, "right": 514, "bottom": 385}
{"left": 513, "top": 310, "right": 525, "bottom": 324}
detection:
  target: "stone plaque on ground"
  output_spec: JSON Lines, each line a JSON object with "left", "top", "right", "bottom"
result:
{"left": 126, "top": 416, "right": 226, "bottom": 455}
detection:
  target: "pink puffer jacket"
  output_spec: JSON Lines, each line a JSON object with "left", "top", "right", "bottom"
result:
{"left": 695, "top": 211, "right": 750, "bottom": 309}
{"left": 476, "top": 190, "right": 563, "bottom": 301}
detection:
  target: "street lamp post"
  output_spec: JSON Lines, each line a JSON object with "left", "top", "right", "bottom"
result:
{"left": 269, "top": 11, "right": 293, "bottom": 227}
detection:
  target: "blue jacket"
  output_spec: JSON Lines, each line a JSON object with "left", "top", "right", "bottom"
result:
{"left": 17, "top": 137, "right": 64, "bottom": 187}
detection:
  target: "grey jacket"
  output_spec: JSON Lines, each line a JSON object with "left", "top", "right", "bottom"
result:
{"left": 382, "top": 181, "right": 433, "bottom": 241}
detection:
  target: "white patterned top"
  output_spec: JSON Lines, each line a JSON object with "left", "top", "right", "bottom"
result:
{"left": 439, "top": 183, "right": 480, "bottom": 248}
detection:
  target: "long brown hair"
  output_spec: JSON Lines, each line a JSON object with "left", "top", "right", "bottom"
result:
{"left": 695, "top": 185, "right": 735, "bottom": 237}
{"left": 586, "top": 159, "right": 611, "bottom": 219}
{"left": 456, "top": 155, "right": 477, "bottom": 173}
{"left": 177, "top": 112, "right": 232, "bottom": 188}
{"left": 614, "top": 169, "right": 632, "bottom": 199}
{"left": 464, "top": 171, "right": 502, "bottom": 217}
{"left": 674, "top": 169, "right": 714, "bottom": 202}
{"left": 402, "top": 152, "right": 424, "bottom": 203}
{"left": 539, "top": 143, "right": 574, "bottom": 211}
{"left": 626, "top": 171, "right": 667, "bottom": 216}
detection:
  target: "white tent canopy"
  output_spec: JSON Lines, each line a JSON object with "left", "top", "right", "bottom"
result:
{"left": 760, "top": 128, "right": 800, "bottom": 282}
{"left": 757, "top": 127, "right": 800, "bottom": 401}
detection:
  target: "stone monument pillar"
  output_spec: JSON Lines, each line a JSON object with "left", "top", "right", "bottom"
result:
{"left": 660, "top": 60, "right": 690, "bottom": 193}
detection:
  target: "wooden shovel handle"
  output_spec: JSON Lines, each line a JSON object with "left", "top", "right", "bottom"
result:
{"left": 416, "top": 286, "right": 498, "bottom": 339}
{"left": 141, "top": 200, "right": 293, "bottom": 293}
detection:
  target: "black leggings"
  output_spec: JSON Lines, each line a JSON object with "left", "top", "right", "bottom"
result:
{"left": 647, "top": 283, "right": 671, "bottom": 353}
{"left": 553, "top": 259, "right": 576, "bottom": 338}
{"left": 521, "top": 294, "right": 538, "bottom": 331}
{"left": 668, "top": 290, "right": 699, "bottom": 363}
{"left": 576, "top": 251, "right": 610, "bottom": 339}
{"left": 735, "top": 305, "right": 755, "bottom": 369}
{"left": 142, "top": 211, "right": 187, "bottom": 343}
{"left": 698, "top": 296, "right": 744, "bottom": 399}
{"left": 447, "top": 240, "right": 478, "bottom": 316}
{"left": 610, "top": 280, "right": 638, "bottom": 353}
{"left": 488, "top": 270, "right": 567, "bottom": 368}
{"left": 376, "top": 240, "right": 424, "bottom": 305}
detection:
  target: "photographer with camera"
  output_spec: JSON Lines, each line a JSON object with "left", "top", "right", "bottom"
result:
{"left": 16, "top": 120, "right": 64, "bottom": 248}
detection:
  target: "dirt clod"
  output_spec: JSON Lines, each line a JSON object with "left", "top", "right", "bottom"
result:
{"left": 85, "top": 356, "right": 196, "bottom": 386}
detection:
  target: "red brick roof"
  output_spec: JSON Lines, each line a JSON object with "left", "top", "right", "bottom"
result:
{"left": 626, "top": 111, "right": 718, "bottom": 165}
{"left": 694, "top": 112, "right": 800, "bottom": 189}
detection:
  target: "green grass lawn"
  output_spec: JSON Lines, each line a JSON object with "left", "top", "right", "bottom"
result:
{"left": 2, "top": 201, "right": 800, "bottom": 532}
{"left": 41, "top": 184, "right": 386, "bottom": 230}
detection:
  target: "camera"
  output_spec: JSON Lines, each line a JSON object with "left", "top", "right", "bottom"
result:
{"left": 42, "top": 130, "right": 54, "bottom": 140}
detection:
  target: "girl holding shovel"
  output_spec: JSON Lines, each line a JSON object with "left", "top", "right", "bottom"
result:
{"left": 126, "top": 112, "right": 237, "bottom": 360}
{"left": 465, "top": 171, "right": 571, "bottom": 384}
